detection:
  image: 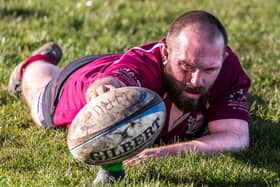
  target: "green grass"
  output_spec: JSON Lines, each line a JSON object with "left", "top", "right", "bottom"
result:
{"left": 0, "top": 0, "right": 280, "bottom": 186}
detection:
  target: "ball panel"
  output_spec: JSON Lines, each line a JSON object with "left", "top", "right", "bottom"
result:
{"left": 67, "top": 87, "right": 157, "bottom": 149}
{"left": 70, "top": 102, "right": 166, "bottom": 165}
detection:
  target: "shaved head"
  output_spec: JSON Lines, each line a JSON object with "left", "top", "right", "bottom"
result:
{"left": 166, "top": 10, "right": 228, "bottom": 53}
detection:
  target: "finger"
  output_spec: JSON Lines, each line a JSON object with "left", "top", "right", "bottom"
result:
{"left": 124, "top": 157, "right": 142, "bottom": 165}
{"left": 104, "top": 84, "right": 117, "bottom": 90}
{"left": 124, "top": 153, "right": 150, "bottom": 165}
{"left": 86, "top": 90, "right": 98, "bottom": 102}
{"left": 96, "top": 85, "right": 109, "bottom": 95}
{"left": 87, "top": 84, "right": 119, "bottom": 102}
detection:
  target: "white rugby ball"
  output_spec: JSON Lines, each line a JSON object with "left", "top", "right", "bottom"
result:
{"left": 67, "top": 87, "right": 166, "bottom": 165}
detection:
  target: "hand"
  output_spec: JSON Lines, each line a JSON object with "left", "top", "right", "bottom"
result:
{"left": 124, "top": 148, "right": 164, "bottom": 165}
{"left": 86, "top": 76, "right": 126, "bottom": 102}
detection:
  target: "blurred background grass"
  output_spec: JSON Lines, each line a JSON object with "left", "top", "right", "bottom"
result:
{"left": 0, "top": 0, "right": 280, "bottom": 186}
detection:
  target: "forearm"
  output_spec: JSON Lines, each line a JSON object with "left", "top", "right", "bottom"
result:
{"left": 155, "top": 131, "right": 249, "bottom": 156}
{"left": 124, "top": 130, "right": 249, "bottom": 165}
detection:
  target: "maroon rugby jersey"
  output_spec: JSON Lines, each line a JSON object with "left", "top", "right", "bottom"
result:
{"left": 53, "top": 39, "right": 250, "bottom": 141}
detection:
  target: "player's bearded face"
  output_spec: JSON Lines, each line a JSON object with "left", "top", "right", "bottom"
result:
{"left": 163, "top": 67, "right": 208, "bottom": 112}
{"left": 162, "top": 28, "right": 226, "bottom": 112}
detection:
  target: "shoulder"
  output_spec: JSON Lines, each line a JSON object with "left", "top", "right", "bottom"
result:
{"left": 126, "top": 39, "right": 165, "bottom": 62}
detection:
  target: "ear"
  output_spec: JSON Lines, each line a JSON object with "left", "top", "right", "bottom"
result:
{"left": 160, "top": 44, "right": 168, "bottom": 62}
{"left": 223, "top": 51, "right": 229, "bottom": 61}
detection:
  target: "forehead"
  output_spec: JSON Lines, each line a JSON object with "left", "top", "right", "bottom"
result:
{"left": 169, "top": 30, "right": 224, "bottom": 66}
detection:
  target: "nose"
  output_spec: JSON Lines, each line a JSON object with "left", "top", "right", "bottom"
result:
{"left": 190, "top": 69, "right": 203, "bottom": 87}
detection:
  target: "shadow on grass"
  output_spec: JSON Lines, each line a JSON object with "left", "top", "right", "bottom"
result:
{"left": 222, "top": 93, "right": 280, "bottom": 185}
{"left": 237, "top": 93, "right": 280, "bottom": 170}
{"left": 233, "top": 119, "right": 280, "bottom": 170}
{"left": 0, "top": 90, "right": 8, "bottom": 106}
{"left": 0, "top": 7, "right": 48, "bottom": 19}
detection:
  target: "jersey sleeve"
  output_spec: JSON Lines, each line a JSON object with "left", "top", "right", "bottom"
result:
{"left": 207, "top": 48, "right": 251, "bottom": 122}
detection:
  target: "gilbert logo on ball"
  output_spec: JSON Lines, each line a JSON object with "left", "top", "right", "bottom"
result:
{"left": 67, "top": 87, "right": 166, "bottom": 165}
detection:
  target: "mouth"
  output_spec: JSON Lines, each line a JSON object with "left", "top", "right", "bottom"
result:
{"left": 183, "top": 90, "right": 201, "bottom": 99}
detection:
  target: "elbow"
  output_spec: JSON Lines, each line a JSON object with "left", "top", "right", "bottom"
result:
{"left": 235, "top": 131, "right": 249, "bottom": 151}
{"left": 223, "top": 129, "right": 249, "bottom": 152}
{"left": 232, "top": 122, "right": 250, "bottom": 152}
{"left": 240, "top": 135, "right": 249, "bottom": 151}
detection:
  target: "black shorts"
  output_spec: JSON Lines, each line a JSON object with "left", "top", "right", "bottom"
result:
{"left": 38, "top": 55, "right": 109, "bottom": 128}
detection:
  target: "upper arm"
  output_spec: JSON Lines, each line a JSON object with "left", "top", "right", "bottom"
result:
{"left": 208, "top": 119, "right": 249, "bottom": 149}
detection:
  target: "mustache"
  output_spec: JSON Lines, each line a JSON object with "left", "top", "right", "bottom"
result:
{"left": 184, "top": 83, "right": 206, "bottom": 94}
{"left": 163, "top": 71, "right": 209, "bottom": 112}
{"left": 163, "top": 72, "right": 206, "bottom": 95}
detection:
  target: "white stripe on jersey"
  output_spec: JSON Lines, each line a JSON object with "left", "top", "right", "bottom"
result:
{"left": 131, "top": 43, "right": 164, "bottom": 53}
{"left": 113, "top": 42, "right": 164, "bottom": 65}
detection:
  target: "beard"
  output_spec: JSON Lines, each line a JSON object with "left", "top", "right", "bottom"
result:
{"left": 163, "top": 71, "right": 208, "bottom": 113}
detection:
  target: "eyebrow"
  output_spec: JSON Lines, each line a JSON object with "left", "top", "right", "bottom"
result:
{"left": 179, "top": 60, "right": 220, "bottom": 70}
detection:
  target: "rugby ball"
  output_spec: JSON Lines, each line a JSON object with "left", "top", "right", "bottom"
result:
{"left": 67, "top": 87, "right": 166, "bottom": 165}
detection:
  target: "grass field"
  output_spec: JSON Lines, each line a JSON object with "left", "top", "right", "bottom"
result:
{"left": 0, "top": 0, "right": 280, "bottom": 186}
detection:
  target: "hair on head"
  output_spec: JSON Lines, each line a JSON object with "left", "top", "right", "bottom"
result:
{"left": 167, "top": 10, "right": 228, "bottom": 50}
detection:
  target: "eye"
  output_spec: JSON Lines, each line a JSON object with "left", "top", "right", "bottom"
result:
{"left": 203, "top": 68, "right": 216, "bottom": 74}
{"left": 180, "top": 62, "right": 193, "bottom": 71}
